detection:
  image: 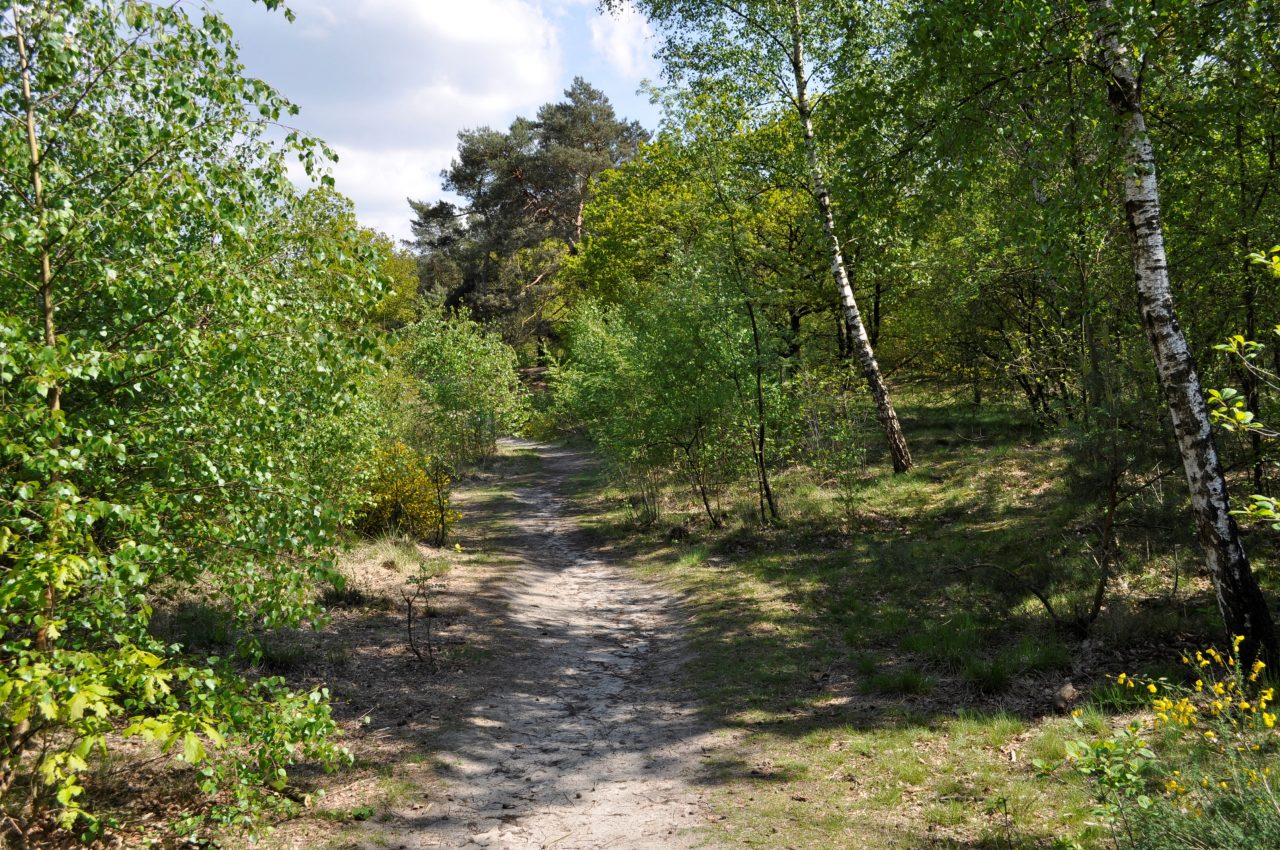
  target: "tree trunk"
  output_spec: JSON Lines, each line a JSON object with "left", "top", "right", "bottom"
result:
{"left": 788, "top": 1, "right": 912, "bottom": 473}
{"left": 871, "top": 278, "right": 882, "bottom": 348}
{"left": 1090, "top": 0, "right": 1278, "bottom": 664}
{"left": 746, "top": 302, "right": 779, "bottom": 522}
{"left": 1235, "top": 115, "right": 1265, "bottom": 490}
{"left": 16, "top": 11, "right": 59, "bottom": 654}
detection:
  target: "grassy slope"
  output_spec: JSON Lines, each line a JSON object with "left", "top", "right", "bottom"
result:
{"left": 565, "top": 400, "right": 1275, "bottom": 849}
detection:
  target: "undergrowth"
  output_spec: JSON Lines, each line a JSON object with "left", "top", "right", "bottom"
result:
{"left": 569, "top": 397, "right": 1265, "bottom": 848}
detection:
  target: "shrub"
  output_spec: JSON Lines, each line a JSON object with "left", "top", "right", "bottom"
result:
{"left": 1, "top": 3, "right": 368, "bottom": 840}
{"left": 401, "top": 311, "right": 530, "bottom": 468}
{"left": 1048, "top": 638, "right": 1280, "bottom": 849}
{"left": 358, "top": 442, "right": 459, "bottom": 545}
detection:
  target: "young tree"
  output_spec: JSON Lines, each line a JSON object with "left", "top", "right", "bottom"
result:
{"left": 400, "top": 310, "right": 530, "bottom": 468}
{"left": 1, "top": 1, "right": 381, "bottom": 837}
{"left": 619, "top": 0, "right": 913, "bottom": 471}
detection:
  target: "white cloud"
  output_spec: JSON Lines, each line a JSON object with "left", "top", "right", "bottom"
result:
{"left": 326, "top": 144, "right": 457, "bottom": 241}
{"left": 222, "top": 0, "right": 656, "bottom": 240}
{"left": 588, "top": 2, "right": 656, "bottom": 79}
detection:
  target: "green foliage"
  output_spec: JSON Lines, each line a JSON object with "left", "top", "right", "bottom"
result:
{"left": 555, "top": 293, "right": 753, "bottom": 526}
{"left": 787, "top": 369, "right": 873, "bottom": 524}
{"left": 368, "top": 231, "right": 424, "bottom": 331}
{"left": 0, "top": 2, "right": 377, "bottom": 838}
{"left": 554, "top": 129, "right": 810, "bottom": 526}
{"left": 1206, "top": 245, "right": 1280, "bottom": 530}
{"left": 400, "top": 310, "right": 529, "bottom": 468}
{"left": 1058, "top": 718, "right": 1159, "bottom": 826}
{"left": 1052, "top": 644, "right": 1280, "bottom": 849}
{"left": 357, "top": 442, "right": 459, "bottom": 546}
{"left": 409, "top": 78, "right": 647, "bottom": 351}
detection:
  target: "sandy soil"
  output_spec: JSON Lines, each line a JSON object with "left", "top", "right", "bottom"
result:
{"left": 315, "top": 440, "right": 724, "bottom": 850}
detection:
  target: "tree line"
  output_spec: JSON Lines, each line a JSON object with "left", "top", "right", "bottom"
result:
{"left": 546, "top": 0, "right": 1279, "bottom": 661}
{"left": 407, "top": 0, "right": 1280, "bottom": 717}
{"left": 0, "top": 2, "right": 524, "bottom": 842}
{"left": 5, "top": 0, "right": 1280, "bottom": 844}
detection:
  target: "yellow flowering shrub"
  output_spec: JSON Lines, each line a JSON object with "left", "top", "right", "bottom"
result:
{"left": 1053, "top": 637, "right": 1280, "bottom": 849}
{"left": 357, "top": 442, "right": 460, "bottom": 545}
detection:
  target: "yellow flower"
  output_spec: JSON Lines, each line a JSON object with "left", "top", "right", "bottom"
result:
{"left": 1148, "top": 683, "right": 1158, "bottom": 694}
{"left": 1214, "top": 682, "right": 1227, "bottom": 696}
{"left": 1265, "top": 712, "right": 1276, "bottom": 728}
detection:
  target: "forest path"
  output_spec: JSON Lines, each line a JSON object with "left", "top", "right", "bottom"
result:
{"left": 370, "top": 439, "right": 722, "bottom": 850}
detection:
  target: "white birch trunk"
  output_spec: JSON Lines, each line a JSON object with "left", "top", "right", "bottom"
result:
{"left": 1090, "top": 0, "right": 1277, "bottom": 662}
{"left": 789, "top": 1, "right": 912, "bottom": 473}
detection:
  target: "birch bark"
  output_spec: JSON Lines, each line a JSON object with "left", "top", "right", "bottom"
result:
{"left": 788, "top": 0, "right": 912, "bottom": 472}
{"left": 1089, "top": 0, "right": 1277, "bottom": 662}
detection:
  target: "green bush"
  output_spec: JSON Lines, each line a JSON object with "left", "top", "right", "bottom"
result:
{"left": 357, "top": 442, "right": 459, "bottom": 546}
{"left": 0, "top": 3, "right": 372, "bottom": 840}
{"left": 401, "top": 311, "right": 530, "bottom": 468}
{"left": 1048, "top": 639, "right": 1280, "bottom": 849}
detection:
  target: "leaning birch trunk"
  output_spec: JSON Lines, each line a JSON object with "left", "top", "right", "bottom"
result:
{"left": 788, "top": 1, "right": 912, "bottom": 473}
{"left": 1090, "top": 0, "right": 1278, "bottom": 664}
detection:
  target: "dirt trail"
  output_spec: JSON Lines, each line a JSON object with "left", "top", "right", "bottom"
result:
{"left": 365, "top": 439, "right": 722, "bottom": 850}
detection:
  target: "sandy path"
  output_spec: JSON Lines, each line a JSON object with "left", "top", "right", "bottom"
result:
{"left": 364, "top": 440, "right": 722, "bottom": 850}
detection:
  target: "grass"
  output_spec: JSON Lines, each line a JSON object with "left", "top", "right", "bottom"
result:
{"left": 256, "top": 633, "right": 308, "bottom": 673}
{"left": 320, "top": 582, "right": 369, "bottom": 608}
{"left": 901, "top": 613, "right": 986, "bottom": 671}
{"left": 869, "top": 669, "right": 935, "bottom": 696}
{"left": 361, "top": 533, "right": 430, "bottom": 573}
{"left": 314, "top": 804, "right": 376, "bottom": 823}
{"left": 565, "top": 395, "right": 1239, "bottom": 848}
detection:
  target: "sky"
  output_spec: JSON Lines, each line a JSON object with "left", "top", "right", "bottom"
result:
{"left": 220, "top": 0, "right": 663, "bottom": 242}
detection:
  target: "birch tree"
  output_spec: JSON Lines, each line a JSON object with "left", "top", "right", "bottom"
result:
{"left": 901, "top": 0, "right": 1280, "bottom": 655}
{"left": 1, "top": 1, "right": 379, "bottom": 837}
{"left": 1086, "top": 0, "right": 1277, "bottom": 663}
{"left": 620, "top": 0, "right": 914, "bottom": 472}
